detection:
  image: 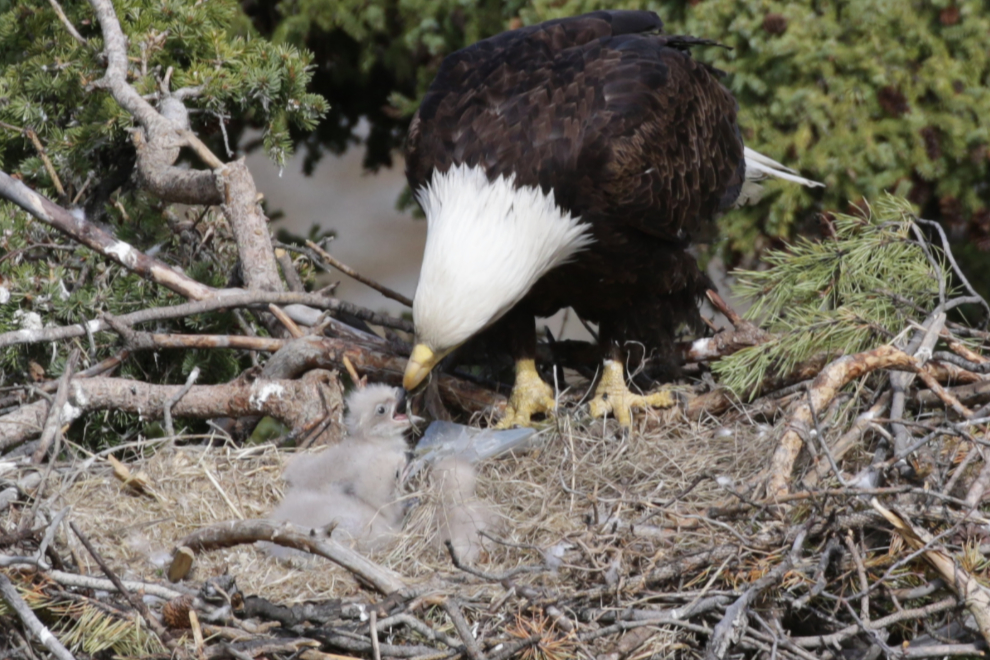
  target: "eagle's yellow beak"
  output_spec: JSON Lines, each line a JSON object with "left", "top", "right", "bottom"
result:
{"left": 403, "top": 343, "right": 442, "bottom": 391}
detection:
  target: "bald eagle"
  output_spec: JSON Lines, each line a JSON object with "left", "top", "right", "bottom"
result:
{"left": 402, "top": 10, "right": 821, "bottom": 426}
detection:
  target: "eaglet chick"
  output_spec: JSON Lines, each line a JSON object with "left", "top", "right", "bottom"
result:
{"left": 432, "top": 457, "right": 497, "bottom": 564}
{"left": 267, "top": 384, "right": 411, "bottom": 553}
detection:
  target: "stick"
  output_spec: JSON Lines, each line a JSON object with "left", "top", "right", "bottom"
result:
{"left": 176, "top": 518, "right": 408, "bottom": 595}
{"left": 1, "top": 371, "right": 341, "bottom": 450}
{"left": 871, "top": 499, "right": 990, "bottom": 646}
{"left": 369, "top": 610, "right": 381, "bottom": 660}
{"left": 0, "top": 169, "right": 215, "bottom": 301}
{"left": 70, "top": 521, "right": 185, "bottom": 657}
{"left": 768, "top": 345, "right": 917, "bottom": 497}
{"left": 305, "top": 240, "right": 413, "bottom": 308}
{"left": 32, "top": 349, "right": 79, "bottom": 463}
{"left": 47, "top": 0, "right": 87, "bottom": 45}
{"left": 443, "top": 598, "right": 486, "bottom": 660}
{"left": 164, "top": 367, "right": 199, "bottom": 437}
{"left": 268, "top": 304, "right": 304, "bottom": 338}
{"left": 0, "top": 290, "right": 412, "bottom": 349}
{"left": 24, "top": 128, "right": 66, "bottom": 199}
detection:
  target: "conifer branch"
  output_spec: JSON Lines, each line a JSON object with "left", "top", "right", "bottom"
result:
{"left": 0, "top": 572, "right": 77, "bottom": 660}
{"left": 87, "top": 0, "right": 221, "bottom": 205}
{"left": 88, "top": 0, "right": 283, "bottom": 293}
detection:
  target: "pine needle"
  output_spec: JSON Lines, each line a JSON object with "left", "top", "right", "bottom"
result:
{"left": 714, "top": 195, "right": 949, "bottom": 398}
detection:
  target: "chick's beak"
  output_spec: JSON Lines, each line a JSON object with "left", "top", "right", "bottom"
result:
{"left": 403, "top": 343, "right": 441, "bottom": 392}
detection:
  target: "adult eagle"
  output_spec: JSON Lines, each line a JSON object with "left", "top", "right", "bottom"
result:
{"left": 402, "top": 10, "right": 820, "bottom": 426}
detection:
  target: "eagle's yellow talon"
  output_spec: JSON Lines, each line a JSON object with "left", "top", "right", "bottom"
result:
{"left": 589, "top": 359, "right": 674, "bottom": 426}
{"left": 496, "top": 358, "right": 555, "bottom": 428}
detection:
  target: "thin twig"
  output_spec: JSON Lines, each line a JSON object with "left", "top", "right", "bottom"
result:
{"left": 32, "top": 349, "right": 80, "bottom": 463}
{"left": 304, "top": 240, "right": 413, "bottom": 307}
{"left": 443, "top": 598, "right": 486, "bottom": 660}
{"left": 913, "top": 217, "right": 990, "bottom": 323}
{"left": 24, "top": 128, "right": 66, "bottom": 199}
{"left": 164, "top": 366, "right": 199, "bottom": 437}
{"left": 70, "top": 521, "right": 185, "bottom": 657}
{"left": 0, "top": 290, "right": 412, "bottom": 349}
{"left": 369, "top": 609, "right": 381, "bottom": 660}
{"left": 843, "top": 531, "right": 870, "bottom": 620}
{"left": 47, "top": 0, "right": 87, "bottom": 45}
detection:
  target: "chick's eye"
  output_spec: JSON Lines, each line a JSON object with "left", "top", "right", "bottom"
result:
{"left": 375, "top": 404, "right": 387, "bottom": 415}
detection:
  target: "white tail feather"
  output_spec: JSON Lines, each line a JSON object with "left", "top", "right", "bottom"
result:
{"left": 736, "top": 147, "right": 824, "bottom": 207}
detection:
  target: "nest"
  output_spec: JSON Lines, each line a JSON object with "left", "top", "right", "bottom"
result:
{"left": 6, "top": 371, "right": 989, "bottom": 660}
{"left": 55, "top": 406, "right": 771, "bottom": 602}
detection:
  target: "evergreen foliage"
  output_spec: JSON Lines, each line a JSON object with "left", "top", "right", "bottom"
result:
{"left": 712, "top": 195, "right": 949, "bottom": 398}
{"left": 0, "top": 205, "right": 250, "bottom": 443}
{"left": 0, "top": 0, "right": 327, "bottom": 206}
{"left": 0, "top": 583, "right": 167, "bottom": 655}
{"left": 245, "top": 0, "right": 524, "bottom": 172}
{"left": 0, "top": 0, "right": 326, "bottom": 442}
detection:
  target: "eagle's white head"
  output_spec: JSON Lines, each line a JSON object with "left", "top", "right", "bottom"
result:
{"left": 403, "top": 164, "right": 593, "bottom": 391}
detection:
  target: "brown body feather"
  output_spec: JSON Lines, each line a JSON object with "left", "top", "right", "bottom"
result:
{"left": 406, "top": 11, "right": 745, "bottom": 371}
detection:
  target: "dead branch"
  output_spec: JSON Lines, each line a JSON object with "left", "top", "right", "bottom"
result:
{"left": 86, "top": 0, "right": 220, "bottom": 205}
{"left": 304, "top": 240, "right": 413, "bottom": 308}
{"left": 804, "top": 392, "right": 891, "bottom": 488}
{"left": 255, "top": 335, "right": 503, "bottom": 415}
{"left": 0, "top": 369, "right": 343, "bottom": 450}
{"left": 47, "top": 0, "right": 87, "bottom": 45}
{"left": 686, "top": 353, "right": 831, "bottom": 420}
{"left": 915, "top": 380, "right": 990, "bottom": 410}
{"left": 0, "top": 290, "right": 410, "bottom": 350}
{"left": 964, "top": 448, "right": 990, "bottom": 507}
{"left": 23, "top": 128, "right": 66, "bottom": 200}
{"left": 70, "top": 520, "right": 186, "bottom": 658}
{"left": 681, "top": 324, "right": 770, "bottom": 363}
{"left": 219, "top": 160, "right": 282, "bottom": 293}
{"left": 88, "top": 0, "right": 282, "bottom": 294}
{"left": 767, "top": 345, "right": 917, "bottom": 497}
{"left": 175, "top": 518, "right": 408, "bottom": 595}
{"left": 873, "top": 499, "right": 990, "bottom": 646}
{"left": 32, "top": 349, "right": 79, "bottom": 464}
{"left": 0, "top": 170, "right": 214, "bottom": 300}
{"left": 113, "top": 331, "right": 286, "bottom": 353}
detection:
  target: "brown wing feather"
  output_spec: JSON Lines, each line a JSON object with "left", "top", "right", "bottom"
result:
{"left": 405, "top": 11, "right": 744, "bottom": 242}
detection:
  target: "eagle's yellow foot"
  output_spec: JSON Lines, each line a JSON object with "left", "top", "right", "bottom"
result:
{"left": 496, "top": 358, "right": 556, "bottom": 428}
{"left": 589, "top": 359, "right": 674, "bottom": 426}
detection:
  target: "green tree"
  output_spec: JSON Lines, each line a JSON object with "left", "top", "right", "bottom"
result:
{"left": 0, "top": 0, "right": 327, "bottom": 443}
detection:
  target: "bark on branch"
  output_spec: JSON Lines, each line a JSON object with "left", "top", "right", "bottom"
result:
{"left": 767, "top": 345, "right": 917, "bottom": 497}
{"left": 175, "top": 518, "right": 408, "bottom": 595}
{"left": 87, "top": 0, "right": 220, "bottom": 205}
{"left": 0, "top": 369, "right": 343, "bottom": 450}
{"left": 87, "top": 0, "right": 282, "bottom": 292}
{"left": 0, "top": 169, "right": 214, "bottom": 300}
{"left": 0, "top": 290, "right": 410, "bottom": 349}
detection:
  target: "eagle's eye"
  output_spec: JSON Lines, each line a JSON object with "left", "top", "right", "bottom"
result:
{"left": 375, "top": 404, "right": 387, "bottom": 416}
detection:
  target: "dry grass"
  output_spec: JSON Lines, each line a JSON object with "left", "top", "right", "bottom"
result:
{"left": 54, "top": 407, "right": 777, "bottom": 606}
